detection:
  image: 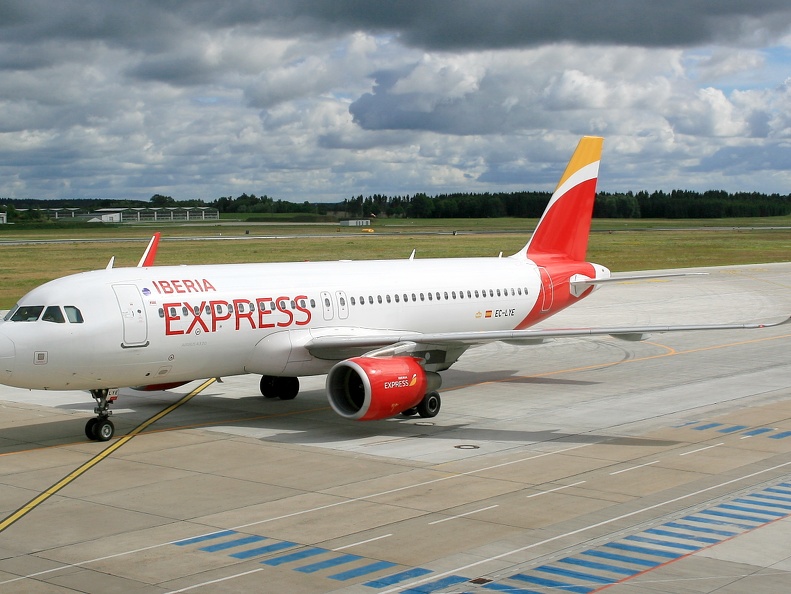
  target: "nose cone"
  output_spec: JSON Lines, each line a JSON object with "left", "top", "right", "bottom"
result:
{"left": 0, "top": 331, "right": 14, "bottom": 383}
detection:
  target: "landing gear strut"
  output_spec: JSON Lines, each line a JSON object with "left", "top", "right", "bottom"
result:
{"left": 85, "top": 389, "right": 118, "bottom": 442}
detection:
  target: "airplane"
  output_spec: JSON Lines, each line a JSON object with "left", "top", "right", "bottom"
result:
{"left": 0, "top": 136, "right": 786, "bottom": 442}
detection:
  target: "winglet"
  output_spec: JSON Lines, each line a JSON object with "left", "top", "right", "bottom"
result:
{"left": 516, "top": 136, "right": 603, "bottom": 262}
{"left": 137, "top": 233, "right": 161, "bottom": 267}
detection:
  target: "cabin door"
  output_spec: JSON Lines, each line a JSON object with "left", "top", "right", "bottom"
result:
{"left": 113, "top": 284, "right": 149, "bottom": 347}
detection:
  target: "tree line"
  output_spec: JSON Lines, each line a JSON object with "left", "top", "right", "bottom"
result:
{"left": 3, "top": 189, "right": 791, "bottom": 221}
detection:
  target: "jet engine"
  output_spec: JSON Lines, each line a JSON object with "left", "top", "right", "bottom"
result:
{"left": 326, "top": 356, "right": 441, "bottom": 420}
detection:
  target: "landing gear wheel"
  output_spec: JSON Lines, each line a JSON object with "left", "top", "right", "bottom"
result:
{"left": 277, "top": 377, "right": 299, "bottom": 400}
{"left": 259, "top": 376, "right": 300, "bottom": 400}
{"left": 85, "top": 418, "right": 99, "bottom": 440}
{"left": 95, "top": 419, "right": 115, "bottom": 442}
{"left": 417, "top": 391, "right": 441, "bottom": 418}
{"left": 85, "top": 388, "right": 119, "bottom": 441}
{"left": 401, "top": 407, "right": 418, "bottom": 417}
{"left": 260, "top": 375, "right": 279, "bottom": 399}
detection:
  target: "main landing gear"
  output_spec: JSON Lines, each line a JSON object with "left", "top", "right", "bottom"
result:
{"left": 259, "top": 375, "right": 299, "bottom": 400}
{"left": 85, "top": 388, "right": 118, "bottom": 442}
{"left": 401, "top": 391, "right": 442, "bottom": 419}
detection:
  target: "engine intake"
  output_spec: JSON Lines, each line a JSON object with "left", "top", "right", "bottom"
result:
{"left": 326, "top": 356, "right": 440, "bottom": 420}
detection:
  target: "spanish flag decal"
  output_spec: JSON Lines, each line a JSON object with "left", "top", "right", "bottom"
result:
{"left": 485, "top": 310, "right": 493, "bottom": 318}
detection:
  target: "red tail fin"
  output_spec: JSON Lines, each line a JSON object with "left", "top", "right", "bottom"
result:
{"left": 137, "top": 232, "right": 161, "bottom": 267}
{"left": 519, "top": 136, "right": 603, "bottom": 263}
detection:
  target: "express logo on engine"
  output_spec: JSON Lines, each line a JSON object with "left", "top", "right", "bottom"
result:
{"left": 384, "top": 374, "right": 418, "bottom": 389}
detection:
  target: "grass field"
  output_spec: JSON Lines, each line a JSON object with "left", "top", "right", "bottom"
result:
{"left": 1, "top": 218, "right": 790, "bottom": 309}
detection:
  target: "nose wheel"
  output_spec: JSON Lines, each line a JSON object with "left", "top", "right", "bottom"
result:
{"left": 85, "top": 389, "right": 118, "bottom": 441}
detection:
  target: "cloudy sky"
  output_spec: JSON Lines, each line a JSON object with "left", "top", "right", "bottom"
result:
{"left": 2, "top": 1, "right": 790, "bottom": 202}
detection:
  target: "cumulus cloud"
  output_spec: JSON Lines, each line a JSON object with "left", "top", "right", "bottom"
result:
{"left": 0, "top": 1, "right": 790, "bottom": 200}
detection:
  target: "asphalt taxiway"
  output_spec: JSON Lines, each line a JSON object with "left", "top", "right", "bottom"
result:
{"left": 1, "top": 262, "right": 791, "bottom": 593}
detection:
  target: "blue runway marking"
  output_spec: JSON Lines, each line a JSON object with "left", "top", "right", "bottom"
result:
{"left": 718, "top": 425, "right": 748, "bottom": 433}
{"left": 670, "top": 519, "right": 739, "bottom": 536}
{"left": 645, "top": 527, "right": 719, "bottom": 544}
{"left": 535, "top": 564, "right": 616, "bottom": 584}
{"left": 693, "top": 423, "right": 723, "bottom": 430}
{"left": 364, "top": 567, "right": 433, "bottom": 588}
{"left": 582, "top": 549, "right": 660, "bottom": 568}
{"left": 199, "top": 535, "right": 267, "bottom": 552}
{"left": 173, "top": 530, "right": 236, "bottom": 546}
{"left": 604, "top": 542, "right": 679, "bottom": 559}
{"left": 769, "top": 430, "right": 791, "bottom": 439}
{"left": 329, "top": 560, "right": 398, "bottom": 581}
{"left": 402, "top": 575, "right": 469, "bottom": 592}
{"left": 696, "top": 509, "right": 766, "bottom": 528}
{"left": 624, "top": 534, "right": 700, "bottom": 552}
{"left": 167, "top": 481, "right": 791, "bottom": 594}
{"left": 295, "top": 553, "right": 361, "bottom": 574}
{"left": 511, "top": 572, "right": 594, "bottom": 593}
{"left": 741, "top": 428, "right": 774, "bottom": 437}
{"left": 718, "top": 503, "right": 785, "bottom": 518}
{"left": 261, "top": 547, "right": 327, "bottom": 566}
{"left": 747, "top": 493, "right": 791, "bottom": 505}
{"left": 230, "top": 540, "right": 296, "bottom": 559}
{"left": 559, "top": 556, "right": 637, "bottom": 576}
{"left": 736, "top": 496, "right": 791, "bottom": 510}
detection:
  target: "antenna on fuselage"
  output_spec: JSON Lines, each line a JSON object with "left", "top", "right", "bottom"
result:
{"left": 409, "top": 249, "right": 416, "bottom": 260}
{"left": 105, "top": 256, "right": 115, "bottom": 270}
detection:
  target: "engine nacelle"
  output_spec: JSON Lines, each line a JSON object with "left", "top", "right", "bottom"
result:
{"left": 326, "top": 356, "right": 440, "bottom": 420}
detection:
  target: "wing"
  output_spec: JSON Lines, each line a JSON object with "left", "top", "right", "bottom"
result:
{"left": 305, "top": 316, "right": 791, "bottom": 365}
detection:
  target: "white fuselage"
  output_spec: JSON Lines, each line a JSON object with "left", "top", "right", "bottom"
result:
{"left": 0, "top": 255, "right": 573, "bottom": 390}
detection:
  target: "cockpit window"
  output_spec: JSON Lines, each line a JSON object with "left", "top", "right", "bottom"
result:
{"left": 42, "top": 306, "right": 66, "bottom": 323}
{"left": 10, "top": 305, "right": 44, "bottom": 322}
{"left": 3, "top": 307, "right": 17, "bottom": 321}
{"left": 64, "top": 306, "right": 84, "bottom": 323}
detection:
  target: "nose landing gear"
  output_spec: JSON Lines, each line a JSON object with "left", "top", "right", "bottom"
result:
{"left": 85, "top": 388, "right": 118, "bottom": 441}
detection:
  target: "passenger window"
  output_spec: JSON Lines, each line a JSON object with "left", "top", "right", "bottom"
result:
{"left": 42, "top": 306, "right": 65, "bottom": 323}
{"left": 350, "top": 297, "right": 356, "bottom": 306}
{"left": 340, "top": 297, "right": 346, "bottom": 307}
{"left": 377, "top": 295, "right": 382, "bottom": 304}
{"left": 428, "top": 292, "right": 433, "bottom": 301}
{"left": 497, "top": 289, "right": 501, "bottom": 297}
{"left": 474, "top": 290, "right": 479, "bottom": 298}
{"left": 193, "top": 306, "right": 200, "bottom": 316}
{"left": 394, "top": 294, "right": 399, "bottom": 303}
{"left": 368, "top": 296, "right": 374, "bottom": 304}
{"left": 64, "top": 306, "right": 83, "bottom": 323}
{"left": 420, "top": 293, "right": 425, "bottom": 301}
{"left": 10, "top": 306, "right": 44, "bottom": 322}
{"left": 435, "top": 292, "right": 440, "bottom": 300}
{"left": 467, "top": 290, "right": 472, "bottom": 298}
{"left": 411, "top": 293, "right": 416, "bottom": 301}
{"left": 517, "top": 288, "right": 522, "bottom": 295}
{"left": 386, "top": 295, "right": 391, "bottom": 303}
{"left": 324, "top": 298, "right": 331, "bottom": 308}
{"left": 182, "top": 306, "right": 189, "bottom": 316}
{"left": 158, "top": 308, "right": 164, "bottom": 318}
{"left": 310, "top": 299, "right": 316, "bottom": 308}
{"left": 444, "top": 292, "right": 449, "bottom": 300}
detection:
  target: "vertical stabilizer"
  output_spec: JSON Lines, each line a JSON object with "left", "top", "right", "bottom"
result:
{"left": 516, "top": 136, "right": 603, "bottom": 263}
{"left": 137, "top": 233, "right": 161, "bottom": 267}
